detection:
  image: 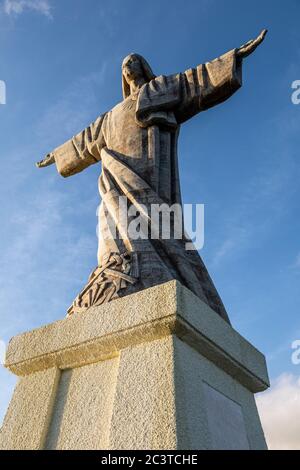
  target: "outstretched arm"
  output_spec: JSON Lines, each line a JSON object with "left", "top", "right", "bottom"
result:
{"left": 173, "top": 29, "right": 268, "bottom": 124}
{"left": 35, "top": 113, "right": 106, "bottom": 177}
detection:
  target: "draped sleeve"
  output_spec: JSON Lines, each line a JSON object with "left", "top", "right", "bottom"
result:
{"left": 135, "top": 49, "right": 242, "bottom": 128}
{"left": 174, "top": 48, "right": 242, "bottom": 123}
{"left": 50, "top": 113, "right": 107, "bottom": 177}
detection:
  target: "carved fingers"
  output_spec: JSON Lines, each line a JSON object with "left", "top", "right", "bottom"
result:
{"left": 237, "top": 29, "right": 268, "bottom": 59}
{"left": 35, "top": 153, "right": 55, "bottom": 168}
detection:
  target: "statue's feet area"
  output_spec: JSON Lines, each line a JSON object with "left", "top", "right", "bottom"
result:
{"left": 67, "top": 252, "right": 139, "bottom": 315}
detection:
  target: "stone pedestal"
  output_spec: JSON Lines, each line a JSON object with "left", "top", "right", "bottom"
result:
{"left": 0, "top": 281, "right": 269, "bottom": 450}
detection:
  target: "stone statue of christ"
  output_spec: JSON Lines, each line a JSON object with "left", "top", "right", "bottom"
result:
{"left": 37, "top": 30, "right": 267, "bottom": 320}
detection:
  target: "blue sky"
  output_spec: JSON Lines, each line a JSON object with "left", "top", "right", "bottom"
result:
{"left": 0, "top": 0, "right": 300, "bottom": 443}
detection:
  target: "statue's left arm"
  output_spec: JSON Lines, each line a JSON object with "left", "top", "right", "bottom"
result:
{"left": 36, "top": 113, "right": 106, "bottom": 177}
{"left": 174, "top": 29, "right": 267, "bottom": 124}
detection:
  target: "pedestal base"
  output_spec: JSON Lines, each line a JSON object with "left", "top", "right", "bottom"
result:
{"left": 0, "top": 281, "right": 269, "bottom": 450}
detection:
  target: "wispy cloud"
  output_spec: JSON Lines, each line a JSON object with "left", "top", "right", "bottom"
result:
{"left": 0, "top": 184, "right": 97, "bottom": 327}
{"left": 35, "top": 67, "right": 109, "bottom": 151}
{"left": 211, "top": 228, "right": 248, "bottom": 268}
{"left": 292, "top": 252, "right": 300, "bottom": 269}
{"left": 2, "top": 0, "right": 52, "bottom": 18}
{"left": 210, "top": 128, "right": 299, "bottom": 269}
{"left": 256, "top": 373, "right": 300, "bottom": 450}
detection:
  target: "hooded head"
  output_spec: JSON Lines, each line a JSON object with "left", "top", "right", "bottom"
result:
{"left": 122, "top": 53, "right": 155, "bottom": 99}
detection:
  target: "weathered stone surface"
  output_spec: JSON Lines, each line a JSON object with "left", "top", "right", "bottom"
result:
{"left": 0, "top": 281, "right": 269, "bottom": 450}
{"left": 109, "top": 337, "right": 177, "bottom": 450}
{"left": 44, "top": 358, "right": 119, "bottom": 450}
{"left": 0, "top": 368, "right": 59, "bottom": 450}
{"left": 4, "top": 281, "right": 269, "bottom": 393}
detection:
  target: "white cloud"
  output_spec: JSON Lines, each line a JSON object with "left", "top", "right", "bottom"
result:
{"left": 3, "top": 0, "right": 52, "bottom": 18}
{"left": 256, "top": 373, "right": 300, "bottom": 450}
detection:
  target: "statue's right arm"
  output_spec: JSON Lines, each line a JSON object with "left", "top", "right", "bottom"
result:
{"left": 35, "top": 113, "right": 107, "bottom": 177}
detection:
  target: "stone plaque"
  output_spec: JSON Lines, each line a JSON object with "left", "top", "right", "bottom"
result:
{"left": 203, "top": 382, "right": 250, "bottom": 450}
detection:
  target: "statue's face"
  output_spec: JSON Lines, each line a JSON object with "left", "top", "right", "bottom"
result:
{"left": 122, "top": 54, "right": 144, "bottom": 83}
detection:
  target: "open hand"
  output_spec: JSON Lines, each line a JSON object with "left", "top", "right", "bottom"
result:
{"left": 36, "top": 153, "right": 55, "bottom": 168}
{"left": 236, "top": 29, "right": 268, "bottom": 59}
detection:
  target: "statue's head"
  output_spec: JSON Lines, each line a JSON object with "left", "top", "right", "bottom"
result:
{"left": 122, "top": 53, "right": 155, "bottom": 99}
